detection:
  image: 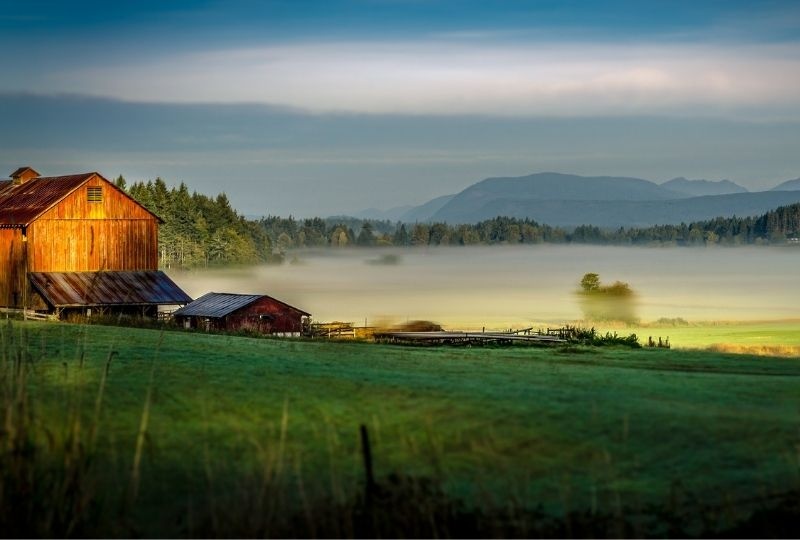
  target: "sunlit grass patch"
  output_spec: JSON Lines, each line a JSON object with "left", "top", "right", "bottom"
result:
{"left": 706, "top": 343, "right": 800, "bottom": 357}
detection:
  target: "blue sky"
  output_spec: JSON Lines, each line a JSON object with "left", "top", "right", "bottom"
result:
{"left": 2, "top": 0, "right": 800, "bottom": 216}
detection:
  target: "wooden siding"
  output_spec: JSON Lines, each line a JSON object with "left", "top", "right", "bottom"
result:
{"left": 28, "top": 219, "right": 157, "bottom": 272}
{"left": 28, "top": 175, "right": 158, "bottom": 273}
{"left": 36, "top": 175, "right": 155, "bottom": 221}
{"left": 0, "top": 229, "right": 26, "bottom": 307}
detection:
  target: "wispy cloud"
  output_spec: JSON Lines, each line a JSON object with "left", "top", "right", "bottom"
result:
{"left": 42, "top": 40, "right": 800, "bottom": 117}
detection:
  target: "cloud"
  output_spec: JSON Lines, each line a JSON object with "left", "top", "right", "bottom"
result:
{"left": 38, "top": 40, "right": 800, "bottom": 117}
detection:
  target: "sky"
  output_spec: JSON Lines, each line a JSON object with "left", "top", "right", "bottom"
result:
{"left": 1, "top": 0, "right": 800, "bottom": 217}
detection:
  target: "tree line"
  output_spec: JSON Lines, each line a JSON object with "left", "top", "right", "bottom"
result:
{"left": 118, "top": 176, "right": 800, "bottom": 269}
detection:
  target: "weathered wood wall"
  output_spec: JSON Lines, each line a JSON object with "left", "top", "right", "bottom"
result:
{"left": 0, "top": 229, "right": 26, "bottom": 307}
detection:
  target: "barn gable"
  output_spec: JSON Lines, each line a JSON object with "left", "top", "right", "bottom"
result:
{"left": 0, "top": 172, "right": 159, "bottom": 227}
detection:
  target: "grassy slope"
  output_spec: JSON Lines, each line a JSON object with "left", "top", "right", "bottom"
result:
{"left": 6, "top": 321, "right": 800, "bottom": 536}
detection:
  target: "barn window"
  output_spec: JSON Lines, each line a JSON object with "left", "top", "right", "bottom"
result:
{"left": 87, "top": 187, "right": 103, "bottom": 203}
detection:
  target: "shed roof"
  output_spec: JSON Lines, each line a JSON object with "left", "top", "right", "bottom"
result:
{"left": 173, "top": 292, "right": 310, "bottom": 319}
{"left": 29, "top": 271, "right": 193, "bottom": 307}
{"left": 0, "top": 172, "right": 161, "bottom": 227}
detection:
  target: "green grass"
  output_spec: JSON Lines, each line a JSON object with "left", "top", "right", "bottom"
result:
{"left": 2, "top": 320, "right": 800, "bottom": 537}
{"left": 609, "top": 319, "right": 800, "bottom": 353}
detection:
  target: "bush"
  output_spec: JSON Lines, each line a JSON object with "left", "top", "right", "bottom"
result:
{"left": 559, "top": 326, "right": 641, "bottom": 348}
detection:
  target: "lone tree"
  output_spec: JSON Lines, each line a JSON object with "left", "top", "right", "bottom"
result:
{"left": 580, "top": 272, "right": 601, "bottom": 292}
{"left": 577, "top": 273, "right": 637, "bottom": 323}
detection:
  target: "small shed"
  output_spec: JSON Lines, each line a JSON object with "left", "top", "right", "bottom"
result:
{"left": 172, "top": 292, "right": 311, "bottom": 336}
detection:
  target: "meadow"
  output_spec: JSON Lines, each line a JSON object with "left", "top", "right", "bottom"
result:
{"left": 2, "top": 319, "right": 799, "bottom": 537}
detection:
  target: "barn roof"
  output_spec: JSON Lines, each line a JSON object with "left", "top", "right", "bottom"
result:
{"left": 0, "top": 172, "right": 162, "bottom": 227}
{"left": 29, "top": 271, "right": 193, "bottom": 307}
{"left": 173, "top": 292, "right": 311, "bottom": 319}
{"left": 0, "top": 173, "right": 96, "bottom": 226}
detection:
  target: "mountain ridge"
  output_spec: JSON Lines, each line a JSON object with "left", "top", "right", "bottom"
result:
{"left": 349, "top": 172, "right": 800, "bottom": 227}
{"left": 660, "top": 177, "right": 748, "bottom": 197}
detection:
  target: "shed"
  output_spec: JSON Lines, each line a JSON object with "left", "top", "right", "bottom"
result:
{"left": 0, "top": 167, "right": 190, "bottom": 317}
{"left": 173, "top": 292, "right": 311, "bottom": 336}
{"left": 28, "top": 271, "right": 192, "bottom": 317}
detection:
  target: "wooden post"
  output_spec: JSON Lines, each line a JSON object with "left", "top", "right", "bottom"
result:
{"left": 360, "top": 424, "right": 376, "bottom": 500}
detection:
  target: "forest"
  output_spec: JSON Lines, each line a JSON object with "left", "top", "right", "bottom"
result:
{"left": 120, "top": 176, "right": 800, "bottom": 268}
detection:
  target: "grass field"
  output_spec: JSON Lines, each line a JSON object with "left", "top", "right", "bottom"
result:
{"left": 597, "top": 319, "right": 800, "bottom": 356}
{"left": 2, "top": 320, "right": 799, "bottom": 537}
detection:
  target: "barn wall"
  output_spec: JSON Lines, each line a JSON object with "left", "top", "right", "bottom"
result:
{"left": 28, "top": 220, "right": 157, "bottom": 272}
{"left": 179, "top": 297, "right": 308, "bottom": 334}
{"left": 0, "top": 228, "right": 26, "bottom": 307}
{"left": 28, "top": 176, "right": 158, "bottom": 272}
{"left": 225, "top": 296, "right": 308, "bottom": 334}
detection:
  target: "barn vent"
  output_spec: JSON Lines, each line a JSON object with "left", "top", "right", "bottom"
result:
{"left": 87, "top": 186, "right": 103, "bottom": 203}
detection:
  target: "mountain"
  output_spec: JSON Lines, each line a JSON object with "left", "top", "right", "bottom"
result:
{"left": 454, "top": 172, "right": 679, "bottom": 202}
{"left": 399, "top": 194, "right": 456, "bottom": 222}
{"left": 351, "top": 194, "right": 456, "bottom": 223}
{"left": 660, "top": 177, "right": 748, "bottom": 197}
{"left": 355, "top": 205, "right": 415, "bottom": 221}
{"left": 771, "top": 178, "right": 800, "bottom": 191}
{"left": 429, "top": 172, "right": 675, "bottom": 223}
{"left": 431, "top": 191, "right": 800, "bottom": 228}
{"left": 356, "top": 172, "right": 800, "bottom": 229}
{"left": 418, "top": 172, "right": 800, "bottom": 227}
{"left": 428, "top": 172, "right": 684, "bottom": 223}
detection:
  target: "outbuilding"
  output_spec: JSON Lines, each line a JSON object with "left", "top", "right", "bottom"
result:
{"left": 173, "top": 292, "right": 311, "bottom": 336}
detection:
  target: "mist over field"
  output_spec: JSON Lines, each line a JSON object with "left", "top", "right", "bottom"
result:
{"left": 169, "top": 245, "right": 800, "bottom": 329}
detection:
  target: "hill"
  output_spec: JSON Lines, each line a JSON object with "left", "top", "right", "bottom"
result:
{"left": 771, "top": 177, "right": 800, "bottom": 191}
{"left": 432, "top": 190, "right": 800, "bottom": 227}
{"left": 354, "top": 204, "right": 414, "bottom": 221}
{"left": 660, "top": 177, "right": 748, "bottom": 196}
{"left": 398, "top": 193, "right": 456, "bottom": 222}
{"left": 420, "top": 172, "right": 800, "bottom": 226}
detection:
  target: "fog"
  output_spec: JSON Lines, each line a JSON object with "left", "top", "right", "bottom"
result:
{"left": 169, "top": 246, "right": 800, "bottom": 329}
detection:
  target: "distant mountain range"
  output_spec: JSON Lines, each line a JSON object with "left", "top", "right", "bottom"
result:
{"left": 660, "top": 177, "right": 748, "bottom": 197}
{"left": 771, "top": 177, "right": 800, "bottom": 191}
{"left": 352, "top": 172, "right": 800, "bottom": 228}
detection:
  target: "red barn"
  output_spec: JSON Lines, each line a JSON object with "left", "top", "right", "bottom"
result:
{"left": 0, "top": 167, "right": 191, "bottom": 316}
{"left": 173, "top": 292, "right": 311, "bottom": 336}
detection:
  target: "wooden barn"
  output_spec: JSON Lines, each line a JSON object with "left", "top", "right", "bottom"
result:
{"left": 173, "top": 292, "right": 311, "bottom": 336}
{"left": 0, "top": 167, "right": 192, "bottom": 317}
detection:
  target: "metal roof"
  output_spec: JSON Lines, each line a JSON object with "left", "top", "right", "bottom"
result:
{"left": 172, "top": 292, "right": 266, "bottom": 318}
{"left": 0, "top": 172, "right": 162, "bottom": 226}
{"left": 29, "top": 271, "right": 193, "bottom": 307}
{"left": 0, "top": 173, "right": 95, "bottom": 226}
{"left": 173, "top": 292, "right": 310, "bottom": 319}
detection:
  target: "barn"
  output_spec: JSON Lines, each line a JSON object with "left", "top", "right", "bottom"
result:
{"left": 173, "top": 292, "right": 311, "bottom": 336}
{"left": 0, "top": 167, "right": 192, "bottom": 317}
